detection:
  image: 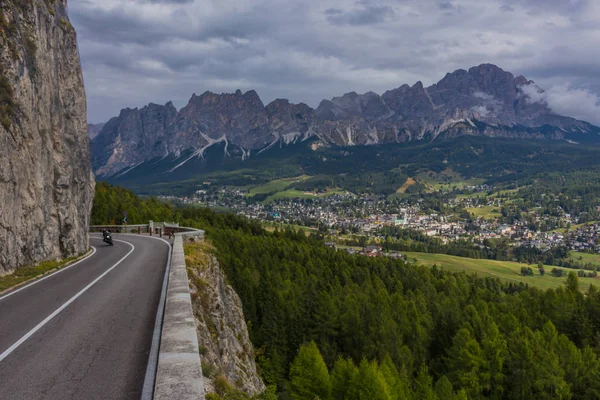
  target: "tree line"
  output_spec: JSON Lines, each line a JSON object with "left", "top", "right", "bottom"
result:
{"left": 370, "top": 226, "right": 595, "bottom": 271}
{"left": 195, "top": 211, "right": 600, "bottom": 399}
{"left": 91, "top": 182, "right": 178, "bottom": 225}
{"left": 93, "top": 183, "right": 600, "bottom": 399}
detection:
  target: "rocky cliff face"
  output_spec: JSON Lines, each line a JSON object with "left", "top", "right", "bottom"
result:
{"left": 186, "top": 240, "right": 265, "bottom": 396}
{"left": 91, "top": 64, "right": 600, "bottom": 177}
{"left": 0, "top": 0, "right": 94, "bottom": 273}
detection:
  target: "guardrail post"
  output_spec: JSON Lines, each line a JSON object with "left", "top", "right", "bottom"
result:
{"left": 138, "top": 226, "right": 141, "bottom": 235}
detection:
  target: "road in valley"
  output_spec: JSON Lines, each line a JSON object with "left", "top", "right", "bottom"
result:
{"left": 0, "top": 234, "right": 171, "bottom": 400}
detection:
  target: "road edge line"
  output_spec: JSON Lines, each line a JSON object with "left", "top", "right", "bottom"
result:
{"left": 0, "top": 239, "right": 135, "bottom": 364}
{"left": 0, "top": 247, "right": 97, "bottom": 302}
{"left": 140, "top": 235, "right": 173, "bottom": 400}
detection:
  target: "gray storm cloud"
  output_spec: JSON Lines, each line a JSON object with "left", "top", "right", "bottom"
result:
{"left": 521, "top": 83, "right": 600, "bottom": 125}
{"left": 69, "top": 0, "right": 600, "bottom": 125}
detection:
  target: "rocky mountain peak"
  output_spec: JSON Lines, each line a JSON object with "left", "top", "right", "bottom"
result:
{"left": 242, "top": 89, "right": 261, "bottom": 102}
{"left": 324, "top": 91, "right": 392, "bottom": 122}
{"left": 382, "top": 80, "right": 433, "bottom": 119}
{"left": 164, "top": 100, "right": 178, "bottom": 113}
{"left": 468, "top": 63, "right": 510, "bottom": 75}
{"left": 119, "top": 107, "right": 138, "bottom": 117}
{"left": 332, "top": 91, "right": 359, "bottom": 104}
{"left": 331, "top": 92, "right": 362, "bottom": 113}
{"left": 266, "top": 98, "right": 312, "bottom": 115}
{"left": 467, "top": 63, "right": 517, "bottom": 99}
{"left": 439, "top": 68, "right": 469, "bottom": 83}
{"left": 91, "top": 64, "right": 600, "bottom": 178}
{"left": 188, "top": 90, "right": 265, "bottom": 111}
{"left": 314, "top": 99, "right": 348, "bottom": 121}
{"left": 266, "top": 98, "right": 291, "bottom": 109}
{"left": 265, "top": 99, "right": 313, "bottom": 142}
{"left": 515, "top": 75, "right": 534, "bottom": 87}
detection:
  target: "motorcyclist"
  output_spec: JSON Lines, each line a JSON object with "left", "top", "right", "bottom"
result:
{"left": 102, "top": 229, "right": 114, "bottom": 245}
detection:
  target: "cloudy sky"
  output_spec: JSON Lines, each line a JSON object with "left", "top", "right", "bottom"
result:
{"left": 69, "top": 0, "right": 600, "bottom": 125}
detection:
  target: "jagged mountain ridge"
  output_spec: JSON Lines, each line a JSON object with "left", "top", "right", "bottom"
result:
{"left": 91, "top": 64, "right": 600, "bottom": 178}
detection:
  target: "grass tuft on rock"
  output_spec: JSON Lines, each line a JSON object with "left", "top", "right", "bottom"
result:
{"left": 0, "top": 252, "right": 87, "bottom": 292}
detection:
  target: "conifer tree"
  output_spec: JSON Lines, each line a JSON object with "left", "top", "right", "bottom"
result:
{"left": 353, "top": 359, "right": 391, "bottom": 400}
{"left": 331, "top": 357, "right": 358, "bottom": 400}
{"left": 434, "top": 375, "right": 453, "bottom": 399}
{"left": 380, "top": 355, "right": 412, "bottom": 400}
{"left": 446, "top": 328, "right": 485, "bottom": 397}
{"left": 413, "top": 364, "right": 438, "bottom": 400}
{"left": 289, "top": 342, "right": 332, "bottom": 400}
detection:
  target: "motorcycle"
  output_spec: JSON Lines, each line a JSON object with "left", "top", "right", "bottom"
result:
{"left": 103, "top": 232, "right": 114, "bottom": 246}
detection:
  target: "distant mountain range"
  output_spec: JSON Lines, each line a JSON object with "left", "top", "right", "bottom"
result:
{"left": 87, "top": 123, "right": 105, "bottom": 140}
{"left": 91, "top": 64, "right": 600, "bottom": 178}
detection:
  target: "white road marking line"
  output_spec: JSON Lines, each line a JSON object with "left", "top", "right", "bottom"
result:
{"left": 0, "top": 246, "right": 98, "bottom": 302}
{"left": 0, "top": 239, "right": 135, "bottom": 364}
{"left": 92, "top": 233, "right": 174, "bottom": 399}
{"left": 140, "top": 235, "right": 173, "bottom": 400}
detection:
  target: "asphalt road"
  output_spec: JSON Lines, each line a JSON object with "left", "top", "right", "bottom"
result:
{"left": 0, "top": 234, "right": 171, "bottom": 400}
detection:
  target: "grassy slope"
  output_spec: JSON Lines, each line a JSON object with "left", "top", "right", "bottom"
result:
{"left": 247, "top": 175, "right": 347, "bottom": 202}
{"left": 110, "top": 137, "right": 600, "bottom": 197}
{"left": 264, "top": 188, "right": 345, "bottom": 202}
{"left": 457, "top": 188, "right": 520, "bottom": 200}
{"left": 417, "top": 168, "right": 486, "bottom": 192}
{"left": 0, "top": 252, "right": 87, "bottom": 293}
{"left": 263, "top": 222, "right": 315, "bottom": 236}
{"left": 248, "top": 175, "right": 310, "bottom": 196}
{"left": 397, "top": 177, "right": 417, "bottom": 193}
{"left": 404, "top": 252, "right": 598, "bottom": 291}
{"left": 553, "top": 222, "right": 598, "bottom": 234}
{"left": 466, "top": 205, "right": 502, "bottom": 219}
{"left": 571, "top": 251, "right": 600, "bottom": 266}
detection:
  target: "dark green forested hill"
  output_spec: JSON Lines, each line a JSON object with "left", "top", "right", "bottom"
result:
{"left": 200, "top": 216, "right": 600, "bottom": 400}
{"left": 91, "top": 182, "right": 178, "bottom": 225}
{"left": 92, "top": 184, "right": 600, "bottom": 399}
{"left": 107, "top": 136, "right": 600, "bottom": 197}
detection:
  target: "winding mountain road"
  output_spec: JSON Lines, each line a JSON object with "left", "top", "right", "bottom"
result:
{"left": 0, "top": 234, "right": 171, "bottom": 400}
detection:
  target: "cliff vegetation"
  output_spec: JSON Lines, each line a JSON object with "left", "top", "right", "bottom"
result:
{"left": 185, "top": 240, "right": 271, "bottom": 398}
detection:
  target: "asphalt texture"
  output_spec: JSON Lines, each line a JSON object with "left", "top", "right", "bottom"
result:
{"left": 0, "top": 234, "right": 171, "bottom": 400}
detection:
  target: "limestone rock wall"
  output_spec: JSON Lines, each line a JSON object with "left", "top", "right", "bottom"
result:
{"left": 187, "top": 240, "right": 266, "bottom": 396}
{"left": 0, "top": 0, "right": 94, "bottom": 272}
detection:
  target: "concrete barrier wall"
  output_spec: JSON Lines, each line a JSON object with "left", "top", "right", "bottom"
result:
{"left": 154, "top": 229, "right": 206, "bottom": 400}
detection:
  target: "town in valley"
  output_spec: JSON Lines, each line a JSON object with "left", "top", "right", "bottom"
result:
{"left": 161, "top": 182, "right": 600, "bottom": 265}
